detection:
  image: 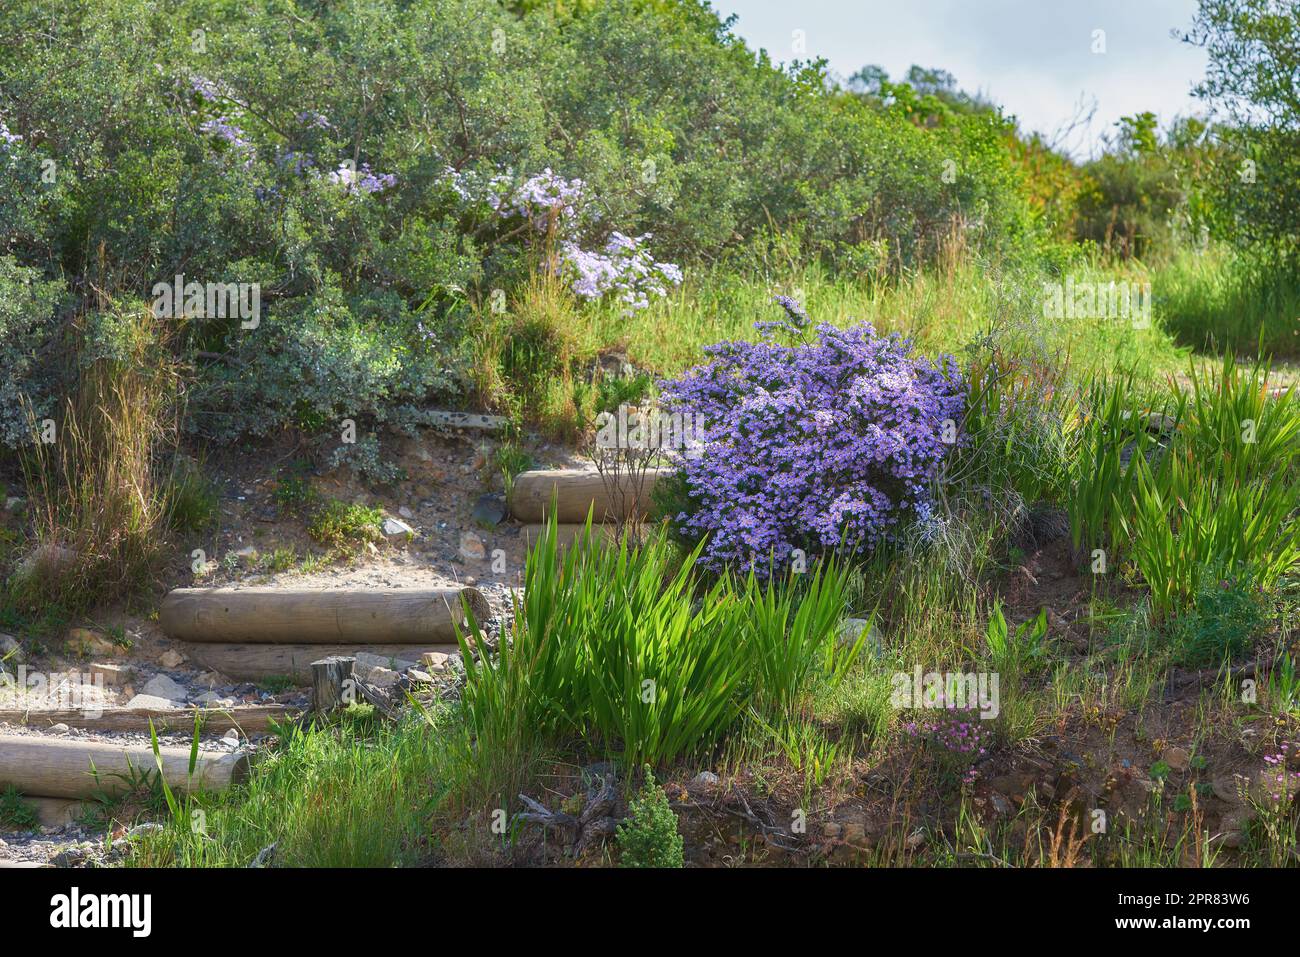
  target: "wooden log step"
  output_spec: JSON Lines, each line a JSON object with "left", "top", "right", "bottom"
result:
{"left": 0, "top": 704, "right": 297, "bottom": 735}
{"left": 508, "top": 467, "right": 670, "bottom": 523}
{"left": 159, "top": 587, "right": 489, "bottom": 644}
{"left": 183, "top": 642, "right": 460, "bottom": 683}
{"left": 0, "top": 734, "right": 250, "bottom": 800}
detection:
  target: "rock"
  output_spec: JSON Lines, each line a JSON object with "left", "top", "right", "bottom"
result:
{"left": 355, "top": 651, "right": 417, "bottom": 673}
{"left": 48, "top": 723, "right": 70, "bottom": 734}
{"left": 15, "top": 544, "right": 76, "bottom": 583}
{"left": 405, "top": 669, "right": 433, "bottom": 684}
{"left": 364, "top": 666, "right": 399, "bottom": 688}
{"left": 88, "top": 662, "right": 133, "bottom": 687}
{"left": 839, "top": 618, "right": 883, "bottom": 658}
{"left": 692, "top": 771, "right": 719, "bottom": 786}
{"left": 0, "top": 634, "right": 23, "bottom": 664}
{"left": 140, "top": 674, "right": 189, "bottom": 702}
{"left": 842, "top": 820, "right": 867, "bottom": 844}
{"left": 66, "top": 627, "right": 123, "bottom": 659}
{"left": 1163, "top": 747, "right": 1190, "bottom": 772}
{"left": 191, "top": 691, "right": 236, "bottom": 707}
{"left": 194, "top": 671, "right": 230, "bottom": 689}
{"left": 1212, "top": 774, "right": 1247, "bottom": 805}
{"left": 125, "top": 823, "right": 164, "bottom": 840}
{"left": 421, "top": 651, "right": 451, "bottom": 671}
{"left": 157, "top": 649, "right": 186, "bottom": 669}
{"left": 123, "top": 694, "right": 177, "bottom": 710}
{"left": 398, "top": 505, "right": 414, "bottom": 520}
{"left": 220, "top": 729, "right": 241, "bottom": 747}
{"left": 4, "top": 496, "right": 23, "bottom": 512}
{"left": 382, "top": 517, "right": 414, "bottom": 541}
{"left": 472, "top": 494, "right": 507, "bottom": 528}
{"left": 459, "top": 531, "right": 487, "bottom": 562}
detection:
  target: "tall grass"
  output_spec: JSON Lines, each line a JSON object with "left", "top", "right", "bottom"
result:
{"left": 457, "top": 514, "right": 859, "bottom": 770}
{"left": 1155, "top": 244, "right": 1300, "bottom": 359}
{"left": 12, "top": 308, "right": 179, "bottom": 611}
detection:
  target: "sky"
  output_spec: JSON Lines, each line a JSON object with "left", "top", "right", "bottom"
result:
{"left": 714, "top": 0, "right": 1211, "bottom": 158}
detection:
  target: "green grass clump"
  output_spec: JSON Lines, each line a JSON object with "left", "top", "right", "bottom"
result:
{"left": 0, "top": 785, "right": 39, "bottom": 830}
{"left": 305, "top": 499, "right": 385, "bottom": 550}
{"left": 457, "top": 514, "right": 863, "bottom": 771}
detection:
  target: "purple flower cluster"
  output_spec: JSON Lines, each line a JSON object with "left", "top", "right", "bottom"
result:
{"left": 903, "top": 699, "right": 988, "bottom": 785}
{"left": 489, "top": 167, "right": 586, "bottom": 232}
{"left": 1262, "top": 742, "right": 1298, "bottom": 805}
{"left": 444, "top": 166, "right": 682, "bottom": 313}
{"left": 562, "top": 232, "right": 682, "bottom": 314}
{"left": 328, "top": 161, "right": 396, "bottom": 194}
{"left": 0, "top": 117, "right": 22, "bottom": 150}
{"left": 659, "top": 300, "right": 965, "bottom": 572}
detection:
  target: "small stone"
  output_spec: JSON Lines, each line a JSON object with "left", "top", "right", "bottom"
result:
{"left": 421, "top": 652, "right": 451, "bottom": 671}
{"left": 48, "top": 723, "right": 70, "bottom": 734}
{"left": 691, "top": 771, "right": 719, "bottom": 786}
{"left": 405, "top": 669, "right": 433, "bottom": 684}
{"left": 158, "top": 649, "right": 186, "bottom": 669}
{"left": 839, "top": 618, "right": 883, "bottom": 658}
{"left": 382, "top": 517, "right": 414, "bottom": 540}
{"left": 66, "top": 627, "right": 123, "bottom": 659}
{"left": 192, "top": 691, "right": 236, "bottom": 707}
{"left": 124, "top": 694, "right": 177, "bottom": 710}
{"left": 140, "top": 674, "right": 189, "bottom": 702}
{"left": 459, "top": 531, "right": 487, "bottom": 562}
{"left": 1163, "top": 747, "right": 1190, "bottom": 772}
{"left": 472, "top": 494, "right": 507, "bottom": 528}
{"left": 88, "top": 663, "right": 133, "bottom": 687}
{"left": 0, "top": 634, "right": 23, "bottom": 664}
{"left": 1212, "top": 775, "right": 1246, "bottom": 804}
{"left": 220, "top": 729, "right": 241, "bottom": 747}
{"left": 364, "top": 666, "right": 399, "bottom": 688}
{"left": 355, "top": 651, "right": 416, "bottom": 673}
{"left": 398, "top": 505, "right": 414, "bottom": 520}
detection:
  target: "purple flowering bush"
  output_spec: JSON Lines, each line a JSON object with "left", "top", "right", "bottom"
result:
{"left": 658, "top": 299, "right": 966, "bottom": 572}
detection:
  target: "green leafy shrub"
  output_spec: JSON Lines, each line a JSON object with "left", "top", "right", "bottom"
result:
{"left": 616, "top": 766, "right": 684, "bottom": 868}
{"left": 1166, "top": 576, "right": 1266, "bottom": 666}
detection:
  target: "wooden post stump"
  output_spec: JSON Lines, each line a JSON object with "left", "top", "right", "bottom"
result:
{"left": 311, "top": 656, "right": 356, "bottom": 713}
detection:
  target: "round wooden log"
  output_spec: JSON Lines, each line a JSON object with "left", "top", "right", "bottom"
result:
{"left": 0, "top": 734, "right": 250, "bottom": 800}
{"left": 159, "top": 587, "right": 489, "bottom": 644}
{"left": 520, "top": 523, "right": 619, "bottom": 550}
{"left": 0, "top": 704, "right": 296, "bottom": 735}
{"left": 310, "top": 656, "right": 356, "bottom": 713}
{"left": 508, "top": 468, "right": 670, "bottom": 523}
{"left": 183, "top": 642, "right": 461, "bottom": 683}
